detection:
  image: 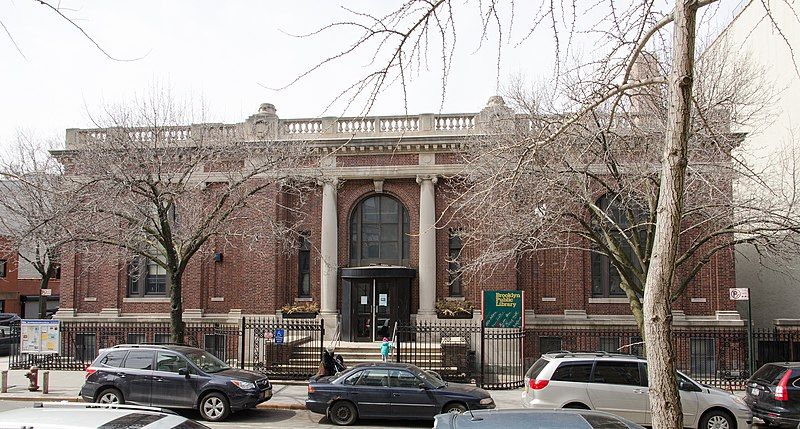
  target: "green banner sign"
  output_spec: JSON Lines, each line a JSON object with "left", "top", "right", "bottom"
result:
{"left": 483, "top": 290, "right": 524, "bottom": 328}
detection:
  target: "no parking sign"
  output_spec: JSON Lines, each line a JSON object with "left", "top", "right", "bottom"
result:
{"left": 729, "top": 288, "right": 750, "bottom": 301}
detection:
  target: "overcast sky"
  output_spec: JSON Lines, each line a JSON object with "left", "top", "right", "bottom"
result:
{"left": 0, "top": 1, "right": 743, "bottom": 150}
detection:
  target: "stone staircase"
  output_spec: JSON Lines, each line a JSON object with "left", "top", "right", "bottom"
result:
{"left": 289, "top": 340, "right": 447, "bottom": 368}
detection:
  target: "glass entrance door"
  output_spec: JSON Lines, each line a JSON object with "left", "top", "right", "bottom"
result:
{"left": 353, "top": 279, "right": 395, "bottom": 341}
{"left": 375, "top": 280, "right": 392, "bottom": 340}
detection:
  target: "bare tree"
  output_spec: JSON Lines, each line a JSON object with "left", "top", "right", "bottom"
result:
{"left": 56, "top": 91, "right": 315, "bottom": 344}
{"left": 0, "top": 133, "right": 76, "bottom": 318}
{"left": 449, "top": 46, "right": 795, "bottom": 333}
{"left": 287, "top": 1, "right": 798, "bottom": 427}
{"left": 2, "top": 0, "right": 140, "bottom": 61}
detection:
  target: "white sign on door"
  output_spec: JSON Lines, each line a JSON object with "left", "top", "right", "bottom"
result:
{"left": 729, "top": 288, "right": 750, "bottom": 301}
{"left": 360, "top": 296, "right": 368, "bottom": 305}
{"left": 379, "top": 294, "right": 387, "bottom": 306}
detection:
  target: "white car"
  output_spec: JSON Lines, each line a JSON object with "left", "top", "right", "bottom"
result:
{"left": 0, "top": 402, "right": 210, "bottom": 429}
{"left": 521, "top": 352, "right": 752, "bottom": 429}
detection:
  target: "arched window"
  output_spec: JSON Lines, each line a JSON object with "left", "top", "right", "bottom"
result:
{"left": 349, "top": 195, "right": 410, "bottom": 265}
{"left": 591, "top": 194, "right": 648, "bottom": 298}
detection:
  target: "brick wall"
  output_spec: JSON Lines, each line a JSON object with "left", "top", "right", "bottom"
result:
{"left": 58, "top": 152, "right": 737, "bottom": 319}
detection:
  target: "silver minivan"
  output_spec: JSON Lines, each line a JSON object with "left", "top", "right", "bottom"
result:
{"left": 521, "top": 352, "right": 752, "bottom": 429}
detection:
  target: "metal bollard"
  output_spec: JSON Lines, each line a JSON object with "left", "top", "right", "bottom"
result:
{"left": 43, "top": 370, "right": 49, "bottom": 394}
{"left": 1, "top": 370, "right": 6, "bottom": 393}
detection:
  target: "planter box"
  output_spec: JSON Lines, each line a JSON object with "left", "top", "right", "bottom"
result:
{"left": 436, "top": 310, "right": 473, "bottom": 319}
{"left": 283, "top": 312, "right": 318, "bottom": 319}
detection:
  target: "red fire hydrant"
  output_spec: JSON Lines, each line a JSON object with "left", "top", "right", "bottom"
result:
{"left": 24, "top": 365, "right": 39, "bottom": 391}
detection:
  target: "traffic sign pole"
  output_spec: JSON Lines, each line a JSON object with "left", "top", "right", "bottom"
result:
{"left": 748, "top": 290, "right": 754, "bottom": 376}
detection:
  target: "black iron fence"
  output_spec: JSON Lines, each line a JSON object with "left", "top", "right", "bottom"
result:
{"left": 241, "top": 317, "right": 324, "bottom": 380}
{"left": 397, "top": 320, "right": 481, "bottom": 384}
{"left": 397, "top": 322, "right": 800, "bottom": 390}
{"left": 10, "top": 317, "right": 800, "bottom": 389}
{"left": 8, "top": 318, "right": 324, "bottom": 380}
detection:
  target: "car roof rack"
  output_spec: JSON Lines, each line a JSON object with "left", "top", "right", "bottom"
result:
{"left": 32, "top": 402, "right": 176, "bottom": 414}
{"left": 545, "top": 350, "right": 640, "bottom": 359}
{"left": 109, "top": 344, "right": 175, "bottom": 350}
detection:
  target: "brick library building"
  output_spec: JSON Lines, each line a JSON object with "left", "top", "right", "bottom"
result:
{"left": 54, "top": 97, "right": 743, "bottom": 345}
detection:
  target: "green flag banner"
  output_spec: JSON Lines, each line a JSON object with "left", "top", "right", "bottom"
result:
{"left": 483, "top": 290, "right": 524, "bottom": 328}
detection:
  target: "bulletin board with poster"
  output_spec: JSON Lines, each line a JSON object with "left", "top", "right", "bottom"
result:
{"left": 20, "top": 319, "right": 61, "bottom": 354}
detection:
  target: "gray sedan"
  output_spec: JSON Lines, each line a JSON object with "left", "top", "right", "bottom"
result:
{"left": 306, "top": 362, "right": 495, "bottom": 425}
{"left": 434, "top": 409, "right": 645, "bottom": 429}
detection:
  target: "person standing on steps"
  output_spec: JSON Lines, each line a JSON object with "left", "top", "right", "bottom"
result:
{"left": 380, "top": 337, "right": 392, "bottom": 362}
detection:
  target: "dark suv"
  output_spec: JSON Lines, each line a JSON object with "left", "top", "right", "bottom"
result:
{"left": 744, "top": 362, "right": 800, "bottom": 427}
{"left": 80, "top": 344, "right": 272, "bottom": 422}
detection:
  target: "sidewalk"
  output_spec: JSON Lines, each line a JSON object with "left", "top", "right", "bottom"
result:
{"left": 0, "top": 366, "right": 526, "bottom": 410}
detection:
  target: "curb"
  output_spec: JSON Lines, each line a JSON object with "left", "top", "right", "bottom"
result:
{"left": 257, "top": 402, "right": 306, "bottom": 410}
{"left": 0, "top": 396, "right": 82, "bottom": 402}
{"left": 0, "top": 396, "right": 307, "bottom": 411}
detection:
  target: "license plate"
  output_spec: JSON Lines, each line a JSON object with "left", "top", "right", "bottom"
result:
{"left": 751, "top": 388, "right": 759, "bottom": 396}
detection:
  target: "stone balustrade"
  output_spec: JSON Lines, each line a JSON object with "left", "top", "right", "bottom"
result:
{"left": 65, "top": 109, "right": 502, "bottom": 149}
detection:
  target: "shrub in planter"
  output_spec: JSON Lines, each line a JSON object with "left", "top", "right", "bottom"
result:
{"left": 280, "top": 302, "right": 319, "bottom": 318}
{"left": 435, "top": 299, "right": 475, "bottom": 319}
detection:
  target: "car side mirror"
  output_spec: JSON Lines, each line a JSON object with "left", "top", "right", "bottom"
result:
{"left": 178, "top": 368, "right": 190, "bottom": 377}
{"left": 419, "top": 383, "right": 428, "bottom": 390}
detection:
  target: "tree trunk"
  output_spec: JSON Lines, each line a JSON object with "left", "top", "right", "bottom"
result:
{"left": 644, "top": 1, "right": 697, "bottom": 428}
{"left": 623, "top": 286, "right": 645, "bottom": 339}
{"left": 38, "top": 274, "right": 52, "bottom": 319}
{"left": 169, "top": 269, "right": 185, "bottom": 345}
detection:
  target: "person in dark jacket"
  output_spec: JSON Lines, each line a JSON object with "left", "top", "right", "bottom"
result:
{"left": 322, "top": 348, "right": 336, "bottom": 376}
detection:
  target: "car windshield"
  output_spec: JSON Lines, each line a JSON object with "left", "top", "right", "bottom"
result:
{"left": 183, "top": 350, "right": 230, "bottom": 373}
{"left": 416, "top": 369, "right": 446, "bottom": 388}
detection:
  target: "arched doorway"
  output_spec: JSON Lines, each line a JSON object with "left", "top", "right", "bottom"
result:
{"left": 343, "top": 195, "right": 414, "bottom": 341}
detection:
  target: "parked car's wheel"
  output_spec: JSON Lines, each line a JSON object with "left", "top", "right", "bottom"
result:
{"left": 443, "top": 402, "right": 467, "bottom": 414}
{"left": 328, "top": 400, "right": 357, "bottom": 426}
{"left": 95, "top": 387, "right": 124, "bottom": 404}
{"left": 699, "top": 410, "right": 734, "bottom": 429}
{"left": 199, "top": 392, "right": 230, "bottom": 422}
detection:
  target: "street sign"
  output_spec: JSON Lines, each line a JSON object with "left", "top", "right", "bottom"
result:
{"left": 274, "top": 328, "right": 285, "bottom": 345}
{"left": 40, "top": 289, "right": 52, "bottom": 296}
{"left": 483, "top": 290, "right": 524, "bottom": 328}
{"left": 20, "top": 319, "right": 60, "bottom": 354}
{"left": 729, "top": 288, "right": 750, "bottom": 301}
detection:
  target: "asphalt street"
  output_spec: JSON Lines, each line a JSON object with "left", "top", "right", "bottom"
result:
{"left": 0, "top": 399, "right": 770, "bottom": 429}
{"left": 0, "top": 400, "right": 432, "bottom": 429}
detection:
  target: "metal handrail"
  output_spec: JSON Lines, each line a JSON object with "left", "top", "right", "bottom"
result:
{"left": 328, "top": 320, "right": 341, "bottom": 352}
{"left": 390, "top": 320, "right": 398, "bottom": 357}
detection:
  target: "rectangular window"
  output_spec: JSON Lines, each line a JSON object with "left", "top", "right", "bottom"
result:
{"left": 123, "top": 350, "right": 154, "bottom": 370}
{"left": 146, "top": 260, "right": 167, "bottom": 295}
{"left": 0, "top": 260, "right": 7, "bottom": 278}
{"left": 448, "top": 230, "right": 463, "bottom": 297}
{"left": 599, "top": 337, "right": 620, "bottom": 353}
{"left": 75, "top": 333, "right": 97, "bottom": 362}
{"left": 690, "top": 338, "right": 716, "bottom": 376}
{"left": 539, "top": 336, "right": 563, "bottom": 355}
{"left": 127, "top": 333, "right": 146, "bottom": 344}
{"left": 298, "top": 233, "right": 311, "bottom": 298}
{"left": 592, "top": 361, "right": 641, "bottom": 385}
{"left": 153, "top": 333, "right": 171, "bottom": 345}
{"left": 551, "top": 362, "right": 593, "bottom": 382}
{"left": 127, "top": 256, "right": 167, "bottom": 297}
{"left": 628, "top": 336, "right": 644, "bottom": 357}
{"left": 205, "top": 334, "right": 227, "bottom": 361}
{"left": 49, "top": 264, "right": 61, "bottom": 280}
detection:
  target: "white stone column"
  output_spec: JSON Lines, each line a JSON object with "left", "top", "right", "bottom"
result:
{"left": 417, "top": 175, "right": 438, "bottom": 316}
{"left": 320, "top": 178, "right": 338, "bottom": 315}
